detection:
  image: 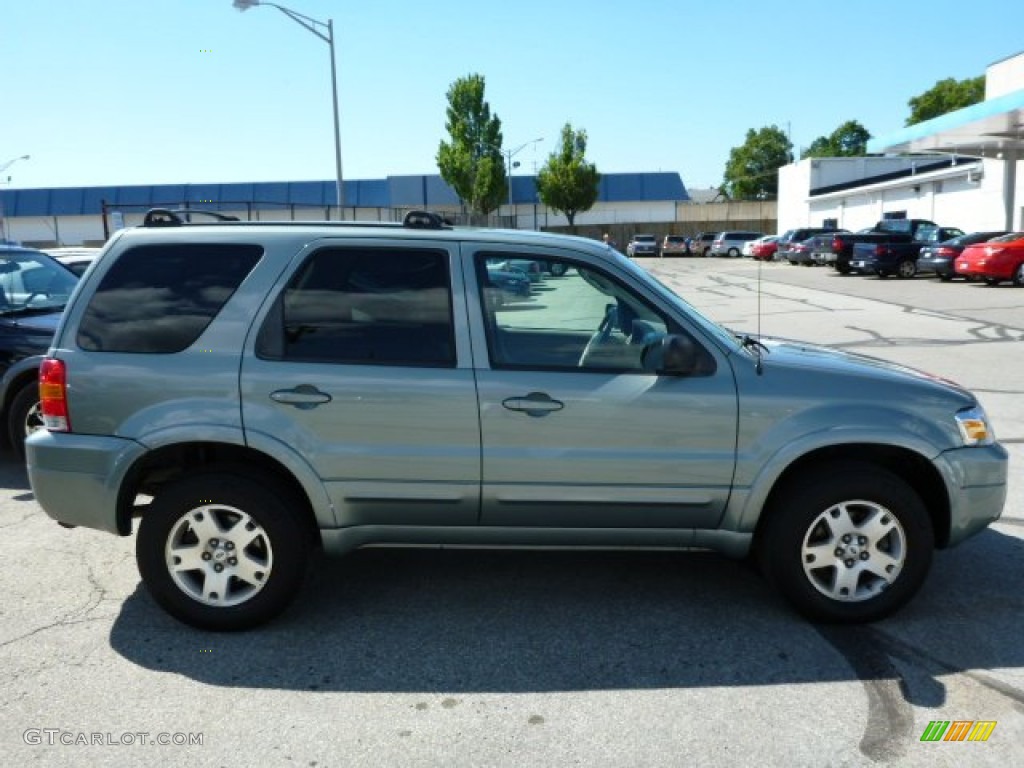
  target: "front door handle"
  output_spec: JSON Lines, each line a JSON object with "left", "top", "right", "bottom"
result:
{"left": 501, "top": 391, "right": 565, "bottom": 418}
{"left": 270, "top": 385, "right": 332, "bottom": 409}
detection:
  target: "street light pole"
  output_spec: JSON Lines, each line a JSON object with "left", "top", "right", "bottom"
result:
{"left": 232, "top": 1, "right": 344, "bottom": 213}
{"left": 480, "top": 138, "right": 543, "bottom": 226}
{"left": 0, "top": 155, "right": 30, "bottom": 243}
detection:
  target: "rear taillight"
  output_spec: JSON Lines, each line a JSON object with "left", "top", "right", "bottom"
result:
{"left": 38, "top": 359, "right": 70, "bottom": 432}
{"left": 875, "top": 244, "right": 887, "bottom": 256}
{"left": 832, "top": 236, "right": 844, "bottom": 250}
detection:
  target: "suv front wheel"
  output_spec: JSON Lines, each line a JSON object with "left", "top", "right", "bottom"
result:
{"left": 758, "top": 463, "right": 933, "bottom": 623}
{"left": 137, "top": 470, "right": 310, "bottom": 631}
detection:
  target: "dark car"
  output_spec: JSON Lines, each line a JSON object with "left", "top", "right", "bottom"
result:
{"left": 917, "top": 231, "right": 1010, "bottom": 281}
{"left": 777, "top": 227, "right": 845, "bottom": 265}
{"left": 0, "top": 245, "right": 80, "bottom": 457}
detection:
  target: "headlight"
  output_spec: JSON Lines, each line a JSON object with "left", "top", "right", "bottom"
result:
{"left": 955, "top": 406, "right": 995, "bottom": 446}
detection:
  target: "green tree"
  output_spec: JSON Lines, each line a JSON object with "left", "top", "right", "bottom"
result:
{"left": 536, "top": 123, "right": 600, "bottom": 228}
{"left": 801, "top": 120, "right": 872, "bottom": 159}
{"left": 723, "top": 125, "right": 792, "bottom": 200}
{"left": 906, "top": 76, "right": 984, "bottom": 126}
{"left": 436, "top": 73, "right": 506, "bottom": 216}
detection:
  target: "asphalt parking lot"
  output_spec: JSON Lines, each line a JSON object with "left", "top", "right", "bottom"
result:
{"left": 1, "top": 256, "right": 1021, "bottom": 767}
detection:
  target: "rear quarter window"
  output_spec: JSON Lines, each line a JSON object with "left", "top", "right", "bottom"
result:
{"left": 76, "top": 243, "right": 263, "bottom": 353}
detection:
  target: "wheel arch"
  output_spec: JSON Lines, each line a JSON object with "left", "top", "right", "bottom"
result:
{"left": 116, "top": 441, "right": 329, "bottom": 545}
{"left": 750, "top": 444, "right": 951, "bottom": 552}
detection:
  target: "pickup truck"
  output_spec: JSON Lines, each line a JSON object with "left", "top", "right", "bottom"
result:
{"left": 823, "top": 220, "right": 939, "bottom": 275}
{"left": 850, "top": 225, "right": 965, "bottom": 279}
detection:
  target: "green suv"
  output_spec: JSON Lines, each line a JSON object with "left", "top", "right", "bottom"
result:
{"left": 27, "top": 210, "right": 1008, "bottom": 630}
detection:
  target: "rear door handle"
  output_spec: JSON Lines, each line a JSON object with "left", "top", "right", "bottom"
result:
{"left": 501, "top": 391, "right": 564, "bottom": 418}
{"left": 270, "top": 385, "right": 332, "bottom": 409}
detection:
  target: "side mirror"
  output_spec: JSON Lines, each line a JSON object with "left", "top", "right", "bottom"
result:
{"left": 643, "top": 334, "right": 699, "bottom": 375}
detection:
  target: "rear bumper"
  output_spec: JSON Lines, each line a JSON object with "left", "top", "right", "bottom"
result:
{"left": 26, "top": 430, "right": 147, "bottom": 535}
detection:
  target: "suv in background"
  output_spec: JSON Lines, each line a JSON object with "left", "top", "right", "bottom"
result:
{"left": 710, "top": 231, "right": 764, "bottom": 258}
{"left": 660, "top": 235, "right": 689, "bottom": 257}
{"left": 626, "top": 234, "right": 659, "bottom": 258}
{"left": 26, "top": 208, "right": 1008, "bottom": 631}
{"left": 690, "top": 232, "right": 720, "bottom": 257}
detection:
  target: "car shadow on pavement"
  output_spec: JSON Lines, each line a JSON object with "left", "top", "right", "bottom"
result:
{"left": 108, "top": 529, "right": 1024, "bottom": 705}
{"left": 0, "top": 451, "right": 31, "bottom": 492}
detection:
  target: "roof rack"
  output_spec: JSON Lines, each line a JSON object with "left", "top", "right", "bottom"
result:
{"left": 139, "top": 207, "right": 453, "bottom": 230}
{"left": 402, "top": 210, "right": 453, "bottom": 229}
{"left": 143, "top": 209, "right": 240, "bottom": 227}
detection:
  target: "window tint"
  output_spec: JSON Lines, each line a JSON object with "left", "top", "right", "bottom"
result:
{"left": 258, "top": 248, "right": 454, "bottom": 367}
{"left": 477, "top": 254, "right": 711, "bottom": 374}
{"left": 77, "top": 244, "right": 262, "bottom": 353}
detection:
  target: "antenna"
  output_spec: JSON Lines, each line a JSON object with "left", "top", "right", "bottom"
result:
{"left": 755, "top": 257, "right": 764, "bottom": 375}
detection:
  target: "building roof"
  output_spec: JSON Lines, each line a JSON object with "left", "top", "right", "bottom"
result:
{"left": 1, "top": 172, "right": 688, "bottom": 217}
{"left": 867, "top": 88, "right": 1024, "bottom": 156}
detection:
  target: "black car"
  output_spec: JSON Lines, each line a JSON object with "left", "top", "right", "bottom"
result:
{"left": 917, "top": 231, "right": 1010, "bottom": 281}
{"left": 0, "top": 245, "right": 80, "bottom": 457}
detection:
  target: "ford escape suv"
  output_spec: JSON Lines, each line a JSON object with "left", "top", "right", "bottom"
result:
{"left": 27, "top": 209, "right": 1008, "bottom": 630}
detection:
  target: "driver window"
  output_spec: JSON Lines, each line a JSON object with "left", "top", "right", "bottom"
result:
{"left": 476, "top": 254, "right": 669, "bottom": 372}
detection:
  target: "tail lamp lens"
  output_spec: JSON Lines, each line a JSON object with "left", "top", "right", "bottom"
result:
{"left": 38, "top": 359, "right": 70, "bottom": 432}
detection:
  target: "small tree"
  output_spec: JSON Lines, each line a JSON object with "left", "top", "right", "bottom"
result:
{"left": 801, "top": 120, "right": 872, "bottom": 159}
{"left": 536, "top": 123, "right": 600, "bottom": 229}
{"left": 723, "top": 125, "right": 792, "bottom": 200}
{"left": 436, "top": 74, "right": 506, "bottom": 216}
{"left": 906, "top": 76, "right": 984, "bottom": 126}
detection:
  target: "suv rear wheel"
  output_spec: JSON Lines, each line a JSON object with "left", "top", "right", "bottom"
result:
{"left": 9, "top": 381, "right": 44, "bottom": 460}
{"left": 137, "top": 470, "right": 310, "bottom": 631}
{"left": 758, "top": 463, "right": 933, "bottom": 623}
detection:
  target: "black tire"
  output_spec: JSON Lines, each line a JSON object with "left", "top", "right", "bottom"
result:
{"left": 939, "top": 274, "right": 953, "bottom": 282}
{"left": 835, "top": 264, "right": 851, "bottom": 275}
{"left": 877, "top": 271, "right": 890, "bottom": 279}
{"left": 983, "top": 277, "right": 1000, "bottom": 286}
{"left": 137, "top": 470, "right": 311, "bottom": 631}
{"left": 548, "top": 262, "right": 568, "bottom": 277}
{"left": 8, "top": 380, "right": 43, "bottom": 460}
{"left": 1013, "top": 263, "right": 1024, "bottom": 287}
{"left": 896, "top": 260, "right": 916, "bottom": 279}
{"left": 757, "top": 462, "right": 933, "bottom": 623}
{"left": 728, "top": 248, "right": 740, "bottom": 258}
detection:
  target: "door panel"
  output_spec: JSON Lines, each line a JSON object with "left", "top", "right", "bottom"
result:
{"left": 466, "top": 246, "right": 738, "bottom": 529}
{"left": 240, "top": 241, "right": 481, "bottom": 528}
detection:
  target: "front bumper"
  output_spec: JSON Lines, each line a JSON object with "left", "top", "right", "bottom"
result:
{"left": 936, "top": 442, "right": 1009, "bottom": 547}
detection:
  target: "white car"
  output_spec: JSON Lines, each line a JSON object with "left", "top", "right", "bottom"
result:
{"left": 710, "top": 231, "right": 764, "bottom": 257}
{"left": 43, "top": 247, "right": 102, "bottom": 276}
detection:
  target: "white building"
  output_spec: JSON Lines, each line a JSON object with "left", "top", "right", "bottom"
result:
{"left": 779, "top": 51, "right": 1024, "bottom": 233}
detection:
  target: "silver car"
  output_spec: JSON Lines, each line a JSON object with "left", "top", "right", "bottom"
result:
{"left": 27, "top": 209, "right": 1008, "bottom": 630}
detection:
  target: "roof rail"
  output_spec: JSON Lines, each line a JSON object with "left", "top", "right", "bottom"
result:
{"left": 142, "top": 208, "right": 241, "bottom": 227}
{"left": 402, "top": 210, "right": 452, "bottom": 229}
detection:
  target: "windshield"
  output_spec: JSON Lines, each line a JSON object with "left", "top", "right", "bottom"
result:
{"left": 0, "top": 250, "right": 79, "bottom": 314}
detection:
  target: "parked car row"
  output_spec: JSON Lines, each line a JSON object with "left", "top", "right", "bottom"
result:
{"left": 624, "top": 231, "right": 772, "bottom": 259}
{"left": 772, "top": 226, "right": 1024, "bottom": 286}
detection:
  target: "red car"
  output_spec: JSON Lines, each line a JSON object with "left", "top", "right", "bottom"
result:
{"left": 955, "top": 232, "right": 1024, "bottom": 286}
{"left": 750, "top": 236, "right": 780, "bottom": 261}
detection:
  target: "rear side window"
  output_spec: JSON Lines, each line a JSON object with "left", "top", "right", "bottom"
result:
{"left": 257, "top": 247, "right": 455, "bottom": 367}
{"left": 77, "top": 244, "right": 262, "bottom": 353}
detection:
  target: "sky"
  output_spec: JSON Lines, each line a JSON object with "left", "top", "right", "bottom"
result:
{"left": 3, "top": 0, "right": 1024, "bottom": 193}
